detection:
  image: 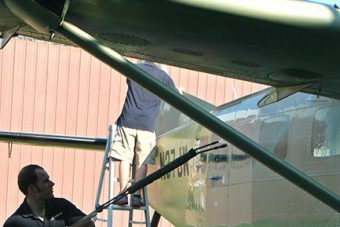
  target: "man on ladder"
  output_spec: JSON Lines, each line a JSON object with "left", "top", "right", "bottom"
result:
{"left": 110, "top": 61, "right": 177, "bottom": 207}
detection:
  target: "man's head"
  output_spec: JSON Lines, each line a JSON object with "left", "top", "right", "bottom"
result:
{"left": 18, "top": 164, "right": 54, "bottom": 199}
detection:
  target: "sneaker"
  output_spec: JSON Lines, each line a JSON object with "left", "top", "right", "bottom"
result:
{"left": 131, "top": 195, "right": 144, "bottom": 207}
{"left": 113, "top": 195, "right": 128, "bottom": 205}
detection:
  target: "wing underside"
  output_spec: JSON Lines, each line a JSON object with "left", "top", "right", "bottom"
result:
{"left": 1, "top": 0, "right": 340, "bottom": 98}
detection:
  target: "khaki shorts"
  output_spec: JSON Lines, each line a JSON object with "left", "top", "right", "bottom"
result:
{"left": 110, "top": 125, "right": 156, "bottom": 165}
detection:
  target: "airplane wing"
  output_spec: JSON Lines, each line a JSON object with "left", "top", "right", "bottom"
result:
{"left": 1, "top": 0, "right": 340, "bottom": 99}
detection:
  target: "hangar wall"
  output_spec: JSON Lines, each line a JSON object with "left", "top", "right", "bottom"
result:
{"left": 0, "top": 37, "right": 267, "bottom": 226}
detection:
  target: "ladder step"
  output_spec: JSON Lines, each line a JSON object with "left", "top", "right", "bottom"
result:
{"left": 129, "top": 220, "right": 147, "bottom": 225}
{"left": 110, "top": 204, "right": 149, "bottom": 211}
{"left": 95, "top": 218, "right": 108, "bottom": 222}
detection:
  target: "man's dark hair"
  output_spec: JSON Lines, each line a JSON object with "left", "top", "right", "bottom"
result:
{"left": 17, "top": 164, "right": 43, "bottom": 195}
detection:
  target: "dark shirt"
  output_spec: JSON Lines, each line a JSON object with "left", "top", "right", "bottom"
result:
{"left": 117, "top": 62, "right": 176, "bottom": 132}
{"left": 3, "top": 198, "right": 86, "bottom": 227}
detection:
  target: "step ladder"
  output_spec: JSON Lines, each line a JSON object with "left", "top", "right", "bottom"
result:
{"left": 94, "top": 125, "right": 151, "bottom": 227}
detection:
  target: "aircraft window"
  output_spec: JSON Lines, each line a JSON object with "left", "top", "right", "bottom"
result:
{"left": 259, "top": 116, "right": 289, "bottom": 159}
{"left": 156, "top": 101, "right": 190, "bottom": 135}
{"left": 312, "top": 106, "right": 340, "bottom": 157}
{"left": 214, "top": 89, "right": 269, "bottom": 118}
{"left": 156, "top": 102, "right": 180, "bottom": 135}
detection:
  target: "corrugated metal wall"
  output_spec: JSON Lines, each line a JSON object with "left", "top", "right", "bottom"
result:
{"left": 0, "top": 38, "right": 267, "bottom": 226}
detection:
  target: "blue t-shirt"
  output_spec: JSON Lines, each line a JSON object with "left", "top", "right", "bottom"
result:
{"left": 117, "top": 62, "right": 176, "bottom": 132}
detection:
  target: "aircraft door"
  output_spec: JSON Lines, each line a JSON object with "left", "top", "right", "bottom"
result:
{"left": 188, "top": 126, "right": 230, "bottom": 227}
{"left": 149, "top": 121, "right": 197, "bottom": 227}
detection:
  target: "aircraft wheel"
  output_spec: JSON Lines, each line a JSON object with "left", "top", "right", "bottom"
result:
{"left": 151, "top": 211, "right": 161, "bottom": 227}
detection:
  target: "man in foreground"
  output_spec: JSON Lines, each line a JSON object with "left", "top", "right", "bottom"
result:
{"left": 3, "top": 164, "right": 95, "bottom": 227}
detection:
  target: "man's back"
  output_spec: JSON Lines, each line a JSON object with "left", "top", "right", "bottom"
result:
{"left": 117, "top": 62, "right": 176, "bottom": 132}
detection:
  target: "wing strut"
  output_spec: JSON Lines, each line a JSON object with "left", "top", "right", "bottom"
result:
{"left": 4, "top": 0, "right": 340, "bottom": 213}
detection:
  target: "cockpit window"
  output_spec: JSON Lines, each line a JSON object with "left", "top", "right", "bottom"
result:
{"left": 259, "top": 116, "right": 289, "bottom": 159}
{"left": 312, "top": 106, "right": 340, "bottom": 157}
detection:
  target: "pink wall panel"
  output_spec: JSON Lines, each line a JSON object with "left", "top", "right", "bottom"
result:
{"left": 65, "top": 48, "right": 81, "bottom": 135}
{"left": 0, "top": 144, "right": 9, "bottom": 222}
{"left": 187, "top": 71, "right": 199, "bottom": 96}
{"left": 196, "top": 72, "right": 208, "bottom": 101}
{"left": 0, "top": 38, "right": 267, "bottom": 226}
{"left": 97, "top": 66, "right": 112, "bottom": 137}
{"left": 22, "top": 41, "right": 37, "bottom": 132}
{"left": 11, "top": 40, "right": 26, "bottom": 131}
{"left": 62, "top": 148, "right": 76, "bottom": 200}
{"left": 0, "top": 40, "right": 14, "bottom": 131}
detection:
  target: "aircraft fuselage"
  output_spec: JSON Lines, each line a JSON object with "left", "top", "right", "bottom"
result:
{"left": 149, "top": 89, "right": 340, "bottom": 226}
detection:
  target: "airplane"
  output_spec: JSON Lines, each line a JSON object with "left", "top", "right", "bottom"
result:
{"left": 1, "top": 0, "right": 340, "bottom": 226}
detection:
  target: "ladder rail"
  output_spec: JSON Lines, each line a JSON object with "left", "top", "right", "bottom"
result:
{"left": 128, "top": 187, "right": 151, "bottom": 227}
{"left": 94, "top": 124, "right": 114, "bottom": 222}
{"left": 108, "top": 155, "right": 115, "bottom": 227}
{"left": 94, "top": 124, "right": 151, "bottom": 227}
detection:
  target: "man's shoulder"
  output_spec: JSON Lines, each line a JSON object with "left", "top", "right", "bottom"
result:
{"left": 3, "top": 217, "right": 15, "bottom": 227}
{"left": 137, "top": 62, "right": 171, "bottom": 79}
{"left": 5, "top": 200, "right": 29, "bottom": 217}
{"left": 48, "top": 197, "right": 73, "bottom": 207}
{"left": 3, "top": 210, "right": 24, "bottom": 227}
{"left": 50, "top": 197, "right": 69, "bottom": 202}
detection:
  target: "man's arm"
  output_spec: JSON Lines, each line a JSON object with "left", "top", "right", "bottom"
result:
{"left": 69, "top": 219, "right": 95, "bottom": 227}
{"left": 58, "top": 198, "right": 95, "bottom": 227}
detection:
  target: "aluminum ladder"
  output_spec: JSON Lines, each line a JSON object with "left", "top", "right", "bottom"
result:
{"left": 94, "top": 125, "right": 151, "bottom": 227}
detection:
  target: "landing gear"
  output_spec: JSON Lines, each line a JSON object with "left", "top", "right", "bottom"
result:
{"left": 151, "top": 211, "right": 161, "bottom": 227}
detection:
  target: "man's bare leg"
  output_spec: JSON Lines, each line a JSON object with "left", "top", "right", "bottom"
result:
{"left": 134, "top": 163, "right": 147, "bottom": 196}
{"left": 119, "top": 160, "right": 131, "bottom": 191}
